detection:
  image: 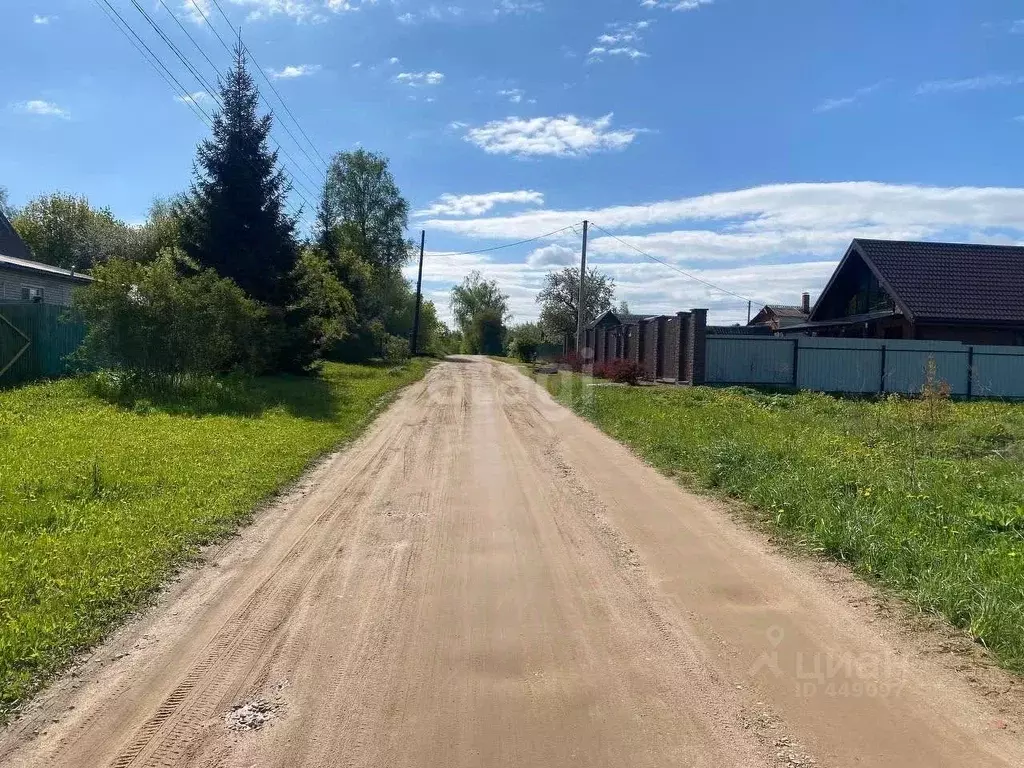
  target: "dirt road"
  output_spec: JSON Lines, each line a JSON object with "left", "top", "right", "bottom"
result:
{"left": 2, "top": 357, "right": 1021, "bottom": 767}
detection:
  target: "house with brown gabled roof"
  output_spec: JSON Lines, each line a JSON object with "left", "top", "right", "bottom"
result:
{"left": 784, "top": 238, "right": 1024, "bottom": 346}
{"left": 748, "top": 293, "right": 811, "bottom": 332}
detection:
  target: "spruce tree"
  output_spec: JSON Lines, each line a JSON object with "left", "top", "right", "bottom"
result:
{"left": 177, "top": 44, "right": 298, "bottom": 306}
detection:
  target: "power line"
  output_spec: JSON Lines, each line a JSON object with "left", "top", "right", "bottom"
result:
{"left": 589, "top": 222, "right": 758, "bottom": 305}
{"left": 93, "top": 0, "right": 213, "bottom": 125}
{"left": 156, "top": 0, "right": 222, "bottom": 78}
{"left": 90, "top": 0, "right": 308, "bottom": 221}
{"left": 126, "top": 0, "right": 320, "bottom": 209}
{"left": 430, "top": 224, "right": 580, "bottom": 258}
{"left": 205, "top": 0, "right": 330, "bottom": 172}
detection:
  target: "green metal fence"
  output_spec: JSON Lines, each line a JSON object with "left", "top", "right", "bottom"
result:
{"left": 0, "top": 303, "right": 87, "bottom": 386}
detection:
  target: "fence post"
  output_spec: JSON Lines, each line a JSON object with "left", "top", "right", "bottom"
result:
{"left": 967, "top": 346, "right": 974, "bottom": 400}
{"left": 879, "top": 345, "right": 887, "bottom": 394}
{"left": 689, "top": 308, "right": 708, "bottom": 385}
{"left": 791, "top": 338, "right": 800, "bottom": 388}
{"left": 636, "top": 319, "right": 648, "bottom": 373}
{"left": 676, "top": 312, "right": 688, "bottom": 382}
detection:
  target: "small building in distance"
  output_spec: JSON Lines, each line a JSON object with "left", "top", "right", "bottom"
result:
{"left": 748, "top": 293, "right": 811, "bottom": 332}
{"left": 785, "top": 238, "right": 1024, "bottom": 346}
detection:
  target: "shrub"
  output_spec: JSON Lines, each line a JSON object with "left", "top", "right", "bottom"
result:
{"left": 558, "top": 352, "right": 585, "bottom": 373}
{"left": 594, "top": 359, "right": 644, "bottom": 385}
{"left": 283, "top": 247, "right": 356, "bottom": 372}
{"left": 73, "top": 255, "right": 269, "bottom": 377}
{"left": 508, "top": 322, "right": 544, "bottom": 363}
{"left": 384, "top": 334, "right": 410, "bottom": 364}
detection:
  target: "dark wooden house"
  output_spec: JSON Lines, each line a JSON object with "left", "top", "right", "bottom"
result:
{"left": 789, "top": 239, "right": 1024, "bottom": 345}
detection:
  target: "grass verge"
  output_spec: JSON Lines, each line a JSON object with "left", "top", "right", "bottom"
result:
{"left": 535, "top": 370, "right": 1024, "bottom": 673}
{"left": 0, "top": 360, "right": 432, "bottom": 717}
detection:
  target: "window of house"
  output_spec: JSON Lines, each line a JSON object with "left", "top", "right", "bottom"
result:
{"left": 21, "top": 285, "right": 44, "bottom": 303}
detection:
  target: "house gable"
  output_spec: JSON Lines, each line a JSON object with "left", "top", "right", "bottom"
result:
{"left": 0, "top": 210, "right": 32, "bottom": 262}
{"left": 808, "top": 243, "right": 903, "bottom": 323}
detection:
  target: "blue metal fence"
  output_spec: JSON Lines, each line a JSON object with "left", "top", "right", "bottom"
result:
{"left": 705, "top": 334, "right": 1024, "bottom": 398}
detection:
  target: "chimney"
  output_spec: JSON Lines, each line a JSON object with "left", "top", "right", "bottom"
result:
{"left": 801, "top": 292, "right": 811, "bottom": 314}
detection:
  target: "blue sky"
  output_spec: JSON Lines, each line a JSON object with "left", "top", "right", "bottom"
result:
{"left": 5, "top": 0, "right": 1024, "bottom": 324}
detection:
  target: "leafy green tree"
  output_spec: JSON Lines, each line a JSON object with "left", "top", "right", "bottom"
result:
{"left": 284, "top": 246, "right": 356, "bottom": 370}
{"left": 138, "top": 196, "right": 184, "bottom": 262}
{"left": 536, "top": 266, "right": 615, "bottom": 342}
{"left": 450, "top": 271, "right": 510, "bottom": 354}
{"left": 11, "top": 192, "right": 138, "bottom": 268}
{"left": 321, "top": 149, "right": 410, "bottom": 273}
{"left": 175, "top": 44, "right": 298, "bottom": 306}
{"left": 0, "top": 186, "right": 13, "bottom": 218}
{"left": 317, "top": 150, "right": 417, "bottom": 360}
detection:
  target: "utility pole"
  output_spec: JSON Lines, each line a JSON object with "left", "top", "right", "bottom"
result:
{"left": 576, "top": 220, "right": 589, "bottom": 355}
{"left": 411, "top": 230, "right": 425, "bottom": 356}
{"left": 747, "top": 300, "right": 752, "bottom": 325}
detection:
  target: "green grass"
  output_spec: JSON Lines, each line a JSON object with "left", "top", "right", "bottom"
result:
{"left": 0, "top": 360, "right": 432, "bottom": 716}
{"left": 538, "top": 372, "right": 1024, "bottom": 672}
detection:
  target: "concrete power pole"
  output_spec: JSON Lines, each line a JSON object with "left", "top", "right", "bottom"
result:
{"left": 411, "top": 230, "right": 425, "bottom": 356}
{"left": 575, "top": 220, "right": 589, "bottom": 356}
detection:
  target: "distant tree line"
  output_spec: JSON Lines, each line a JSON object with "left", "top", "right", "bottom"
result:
{"left": 3, "top": 45, "right": 453, "bottom": 380}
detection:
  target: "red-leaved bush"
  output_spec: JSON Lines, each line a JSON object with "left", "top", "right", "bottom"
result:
{"left": 558, "top": 352, "right": 585, "bottom": 373}
{"left": 593, "top": 359, "right": 644, "bottom": 385}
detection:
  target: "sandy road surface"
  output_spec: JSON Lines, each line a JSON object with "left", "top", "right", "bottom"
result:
{"left": 2, "top": 357, "right": 1021, "bottom": 767}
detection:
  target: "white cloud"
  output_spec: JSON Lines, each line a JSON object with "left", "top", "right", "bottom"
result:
{"left": 406, "top": 180, "right": 1024, "bottom": 324}
{"left": 179, "top": 0, "right": 371, "bottom": 24}
{"left": 389, "top": 57, "right": 400, "bottom": 64}
{"left": 588, "top": 21, "right": 651, "bottom": 63}
{"left": 916, "top": 73, "right": 1024, "bottom": 95}
{"left": 176, "top": 90, "right": 213, "bottom": 106}
{"left": 589, "top": 46, "right": 647, "bottom": 60}
{"left": 180, "top": 0, "right": 212, "bottom": 24}
{"left": 421, "top": 182, "right": 1024, "bottom": 243}
{"left": 13, "top": 100, "right": 70, "bottom": 119}
{"left": 494, "top": 0, "right": 543, "bottom": 15}
{"left": 463, "top": 113, "right": 640, "bottom": 157}
{"left": 352, "top": 61, "right": 363, "bottom": 68}
{"left": 814, "top": 80, "right": 889, "bottom": 113}
{"left": 33, "top": 15, "right": 55, "bottom": 24}
{"left": 498, "top": 88, "right": 525, "bottom": 103}
{"left": 641, "top": 0, "right": 713, "bottom": 10}
{"left": 526, "top": 244, "right": 577, "bottom": 267}
{"left": 396, "top": 71, "right": 445, "bottom": 86}
{"left": 416, "top": 190, "right": 545, "bottom": 217}
{"left": 269, "top": 64, "right": 321, "bottom": 79}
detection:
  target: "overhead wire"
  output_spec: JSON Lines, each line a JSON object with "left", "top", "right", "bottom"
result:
{"left": 206, "top": 0, "right": 330, "bottom": 170}
{"left": 92, "top": 0, "right": 214, "bottom": 125}
{"left": 91, "top": 0, "right": 309, "bottom": 220}
{"left": 429, "top": 224, "right": 581, "bottom": 258}
{"left": 133, "top": 0, "right": 323, "bottom": 203}
{"left": 133, "top": 1, "right": 319, "bottom": 208}
{"left": 588, "top": 221, "right": 760, "bottom": 306}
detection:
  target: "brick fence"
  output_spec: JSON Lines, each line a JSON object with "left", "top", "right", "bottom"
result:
{"left": 582, "top": 308, "right": 709, "bottom": 384}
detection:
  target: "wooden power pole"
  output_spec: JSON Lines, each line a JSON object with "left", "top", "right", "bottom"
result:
{"left": 411, "top": 230, "right": 425, "bottom": 355}
{"left": 575, "top": 220, "right": 589, "bottom": 355}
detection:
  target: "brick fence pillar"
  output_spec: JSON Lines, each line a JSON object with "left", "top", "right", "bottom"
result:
{"left": 636, "top": 319, "right": 647, "bottom": 373}
{"left": 654, "top": 317, "right": 665, "bottom": 379}
{"left": 688, "top": 308, "right": 708, "bottom": 384}
{"left": 676, "top": 311, "right": 690, "bottom": 382}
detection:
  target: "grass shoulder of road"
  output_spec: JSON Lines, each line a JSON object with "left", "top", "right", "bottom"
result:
{"left": 519, "top": 366, "right": 1024, "bottom": 674}
{"left": 0, "top": 359, "right": 433, "bottom": 717}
